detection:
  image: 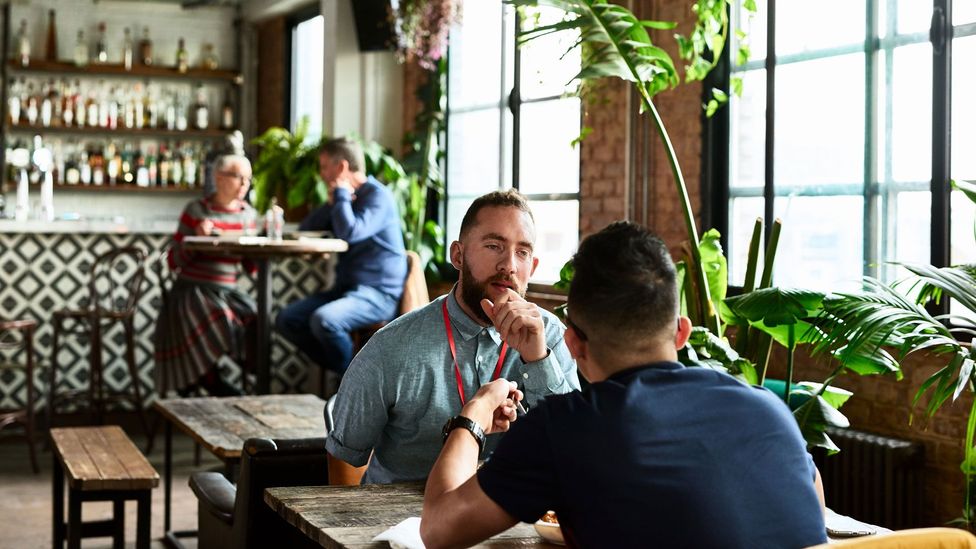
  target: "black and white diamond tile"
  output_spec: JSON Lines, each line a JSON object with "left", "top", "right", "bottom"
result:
{"left": 0, "top": 232, "right": 335, "bottom": 411}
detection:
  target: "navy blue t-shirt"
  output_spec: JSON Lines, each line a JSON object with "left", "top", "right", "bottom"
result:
{"left": 477, "top": 362, "right": 827, "bottom": 549}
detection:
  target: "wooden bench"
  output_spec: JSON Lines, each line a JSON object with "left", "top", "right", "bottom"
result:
{"left": 50, "top": 426, "right": 159, "bottom": 549}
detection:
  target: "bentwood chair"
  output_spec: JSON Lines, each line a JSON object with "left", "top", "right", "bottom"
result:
{"left": 0, "top": 318, "right": 39, "bottom": 473}
{"left": 189, "top": 437, "right": 327, "bottom": 549}
{"left": 48, "top": 246, "right": 150, "bottom": 439}
{"left": 807, "top": 527, "right": 976, "bottom": 548}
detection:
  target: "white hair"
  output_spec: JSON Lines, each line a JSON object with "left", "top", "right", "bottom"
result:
{"left": 214, "top": 154, "right": 251, "bottom": 173}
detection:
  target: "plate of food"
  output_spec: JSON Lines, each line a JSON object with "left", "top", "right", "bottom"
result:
{"left": 534, "top": 511, "right": 564, "bottom": 545}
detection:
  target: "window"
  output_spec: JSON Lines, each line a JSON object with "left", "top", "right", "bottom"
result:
{"left": 721, "top": 0, "right": 975, "bottom": 297}
{"left": 446, "top": 1, "right": 581, "bottom": 283}
{"left": 289, "top": 14, "right": 324, "bottom": 138}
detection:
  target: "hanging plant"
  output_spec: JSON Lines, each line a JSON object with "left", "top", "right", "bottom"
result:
{"left": 392, "top": 0, "right": 463, "bottom": 70}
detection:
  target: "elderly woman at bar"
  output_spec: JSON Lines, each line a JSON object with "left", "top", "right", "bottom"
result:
{"left": 154, "top": 154, "right": 257, "bottom": 396}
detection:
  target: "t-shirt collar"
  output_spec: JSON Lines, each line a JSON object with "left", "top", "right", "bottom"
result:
{"left": 606, "top": 361, "right": 684, "bottom": 382}
{"left": 446, "top": 285, "right": 503, "bottom": 345}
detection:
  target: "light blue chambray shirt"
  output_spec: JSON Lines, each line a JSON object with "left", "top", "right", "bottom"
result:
{"left": 325, "top": 289, "right": 580, "bottom": 484}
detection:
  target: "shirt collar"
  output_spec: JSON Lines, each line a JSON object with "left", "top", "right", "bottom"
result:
{"left": 446, "top": 285, "right": 503, "bottom": 345}
{"left": 606, "top": 361, "right": 684, "bottom": 382}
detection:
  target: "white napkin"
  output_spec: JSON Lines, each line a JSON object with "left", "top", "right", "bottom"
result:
{"left": 372, "top": 517, "right": 426, "bottom": 549}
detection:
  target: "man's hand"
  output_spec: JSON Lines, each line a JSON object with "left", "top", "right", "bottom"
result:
{"left": 196, "top": 218, "right": 214, "bottom": 236}
{"left": 461, "top": 379, "right": 523, "bottom": 435}
{"left": 481, "top": 289, "right": 547, "bottom": 362}
{"left": 330, "top": 176, "right": 356, "bottom": 197}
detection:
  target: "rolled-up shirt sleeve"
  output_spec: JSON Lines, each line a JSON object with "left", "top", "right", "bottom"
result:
{"left": 325, "top": 356, "right": 389, "bottom": 466}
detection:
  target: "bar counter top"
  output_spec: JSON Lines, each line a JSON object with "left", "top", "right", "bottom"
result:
{"left": 0, "top": 219, "right": 176, "bottom": 234}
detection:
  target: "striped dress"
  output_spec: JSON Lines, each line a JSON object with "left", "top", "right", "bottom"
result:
{"left": 153, "top": 198, "right": 259, "bottom": 393}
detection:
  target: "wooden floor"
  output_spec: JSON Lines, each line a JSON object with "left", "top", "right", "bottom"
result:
{"left": 0, "top": 421, "right": 220, "bottom": 549}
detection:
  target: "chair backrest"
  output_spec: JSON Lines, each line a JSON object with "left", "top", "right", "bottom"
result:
{"left": 232, "top": 437, "right": 330, "bottom": 549}
{"left": 399, "top": 250, "right": 430, "bottom": 315}
{"left": 807, "top": 527, "right": 976, "bottom": 548}
{"left": 88, "top": 247, "right": 147, "bottom": 317}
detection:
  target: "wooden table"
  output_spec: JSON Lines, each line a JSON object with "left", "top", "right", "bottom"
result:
{"left": 265, "top": 483, "right": 549, "bottom": 548}
{"left": 154, "top": 394, "right": 327, "bottom": 548}
{"left": 182, "top": 236, "right": 348, "bottom": 393}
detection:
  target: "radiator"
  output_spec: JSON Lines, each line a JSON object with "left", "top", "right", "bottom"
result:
{"left": 812, "top": 427, "right": 924, "bottom": 530}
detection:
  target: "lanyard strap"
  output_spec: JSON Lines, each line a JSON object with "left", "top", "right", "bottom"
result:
{"left": 442, "top": 299, "right": 509, "bottom": 406}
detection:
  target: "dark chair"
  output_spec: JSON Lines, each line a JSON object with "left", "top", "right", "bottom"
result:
{"left": 0, "top": 318, "right": 39, "bottom": 473}
{"left": 189, "top": 437, "right": 329, "bottom": 549}
{"left": 48, "top": 246, "right": 150, "bottom": 438}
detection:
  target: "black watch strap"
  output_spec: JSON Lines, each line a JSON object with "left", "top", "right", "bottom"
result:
{"left": 442, "top": 415, "right": 486, "bottom": 453}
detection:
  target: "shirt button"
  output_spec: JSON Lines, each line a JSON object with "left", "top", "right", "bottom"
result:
{"left": 523, "top": 373, "right": 529, "bottom": 379}
{"left": 477, "top": 356, "right": 482, "bottom": 363}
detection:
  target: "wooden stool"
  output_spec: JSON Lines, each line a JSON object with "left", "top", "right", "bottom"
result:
{"left": 51, "top": 426, "right": 159, "bottom": 549}
{"left": 0, "top": 318, "right": 39, "bottom": 474}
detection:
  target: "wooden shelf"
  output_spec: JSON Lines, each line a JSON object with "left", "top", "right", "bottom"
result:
{"left": 7, "top": 60, "right": 242, "bottom": 84}
{"left": 7, "top": 124, "right": 234, "bottom": 140}
{"left": 51, "top": 183, "right": 201, "bottom": 193}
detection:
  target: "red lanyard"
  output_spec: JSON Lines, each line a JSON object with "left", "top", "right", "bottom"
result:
{"left": 442, "top": 299, "right": 509, "bottom": 406}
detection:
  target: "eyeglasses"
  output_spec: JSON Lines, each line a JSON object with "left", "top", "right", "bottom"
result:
{"left": 564, "top": 309, "right": 588, "bottom": 342}
{"left": 218, "top": 171, "right": 252, "bottom": 185}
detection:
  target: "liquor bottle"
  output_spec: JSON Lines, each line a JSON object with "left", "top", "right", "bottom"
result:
{"left": 61, "top": 80, "right": 74, "bottom": 127}
{"left": 45, "top": 10, "right": 57, "bottom": 62}
{"left": 95, "top": 22, "right": 108, "bottom": 64}
{"left": 25, "top": 82, "right": 38, "bottom": 126}
{"left": 65, "top": 144, "right": 80, "bottom": 185}
{"left": 139, "top": 27, "right": 152, "bottom": 66}
{"left": 91, "top": 145, "right": 105, "bottom": 186}
{"left": 121, "top": 142, "right": 134, "bottom": 184}
{"left": 8, "top": 79, "right": 22, "bottom": 125}
{"left": 175, "top": 92, "right": 188, "bottom": 131}
{"left": 220, "top": 89, "right": 234, "bottom": 129}
{"left": 39, "top": 80, "right": 54, "bottom": 127}
{"left": 79, "top": 149, "right": 91, "bottom": 185}
{"left": 159, "top": 144, "right": 171, "bottom": 186}
{"left": 122, "top": 28, "right": 133, "bottom": 70}
{"left": 15, "top": 19, "right": 30, "bottom": 67}
{"left": 201, "top": 43, "right": 218, "bottom": 70}
{"left": 192, "top": 83, "right": 209, "bottom": 130}
{"left": 74, "top": 80, "right": 87, "bottom": 127}
{"left": 73, "top": 30, "right": 88, "bottom": 67}
{"left": 176, "top": 38, "right": 189, "bottom": 73}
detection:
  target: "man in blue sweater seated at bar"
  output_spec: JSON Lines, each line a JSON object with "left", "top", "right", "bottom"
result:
{"left": 275, "top": 137, "right": 406, "bottom": 375}
{"left": 420, "top": 221, "right": 827, "bottom": 549}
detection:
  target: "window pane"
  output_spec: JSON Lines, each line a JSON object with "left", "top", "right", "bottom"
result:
{"left": 519, "top": 6, "right": 580, "bottom": 101}
{"left": 730, "top": 69, "right": 766, "bottom": 189}
{"left": 518, "top": 98, "right": 580, "bottom": 194}
{"left": 776, "top": 0, "right": 866, "bottom": 55}
{"left": 952, "top": 36, "right": 976, "bottom": 181}
{"left": 882, "top": 191, "right": 930, "bottom": 282}
{"left": 527, "top": 200, "right": 578, "bottom": 283}
{"left": 728, "top": 197, "right": 765, "bottom": 286}
{"left": 448, "top": 1, "right": 504, "bottom": 109}
{"left": 895, "top": 0, "right": 931, "bottom": 35}
{"left": 890, "top": 43, "right": 932, "bottom": 183}
{"left": 290, "top": 16, "right": 324, "bottom": 138}
{"left": 955, "top": 2, "right": 976, "bottom": 26}
{"left": 735, "top": 0, "right": 767, "bottom": 62}
{"left": 952, "top": 191, "right": 976, "bottom": 264}
{"left": 447, "top": 110, "right": 503, "bottom": 196}
{"left": 773, "top": 196, "right": 864, "bottom": 291}
{"left": 774, "top": 54, "right": 865, "bottom": 190}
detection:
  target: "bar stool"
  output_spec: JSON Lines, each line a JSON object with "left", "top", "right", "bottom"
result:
{"left": 0, "top": 318, "right": 40, "bottom": 473}
{"left": 48, "top": 247, "right": 151, "bottom": 440}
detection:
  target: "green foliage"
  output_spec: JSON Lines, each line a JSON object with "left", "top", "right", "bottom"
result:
{"left": 251, "top": 116, "right": 325, "bottom": 213}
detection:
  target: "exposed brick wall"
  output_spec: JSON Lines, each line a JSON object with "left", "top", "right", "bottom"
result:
{"left": 580, "top": 79, "right": 630, "bottom": 238}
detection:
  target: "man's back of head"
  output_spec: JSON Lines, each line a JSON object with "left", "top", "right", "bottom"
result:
{"left": 567, "top": 221, "right": 682, "bottom": 375}
{"left": 319, "top": 137, "right": 366, "bottom": 174}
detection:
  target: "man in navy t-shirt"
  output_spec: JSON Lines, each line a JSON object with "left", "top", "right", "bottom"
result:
{"left": 420, "top": 221, "right": 828, "bottom": 549}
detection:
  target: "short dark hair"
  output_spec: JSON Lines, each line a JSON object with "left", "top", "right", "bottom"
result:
{"left": 458, "top": 189, "right": 534, "bottom": 239}
{"left": 568, "top": 221, "right": 678, "bottom": 345}
{"left": 319, "top": 137, "right": 365, "bottom": 173}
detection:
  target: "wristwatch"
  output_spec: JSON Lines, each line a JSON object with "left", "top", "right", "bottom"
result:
{"left": 441, "top": 415, "right": 486, "bottom": 453}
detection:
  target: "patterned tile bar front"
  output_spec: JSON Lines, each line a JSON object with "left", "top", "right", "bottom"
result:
{"left": 0, "top": 232, "right": 334, "bottom": 411}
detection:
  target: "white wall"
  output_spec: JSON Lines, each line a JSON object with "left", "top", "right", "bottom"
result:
{"left": 320, "top": 0, "right": 402, "bottom": 150}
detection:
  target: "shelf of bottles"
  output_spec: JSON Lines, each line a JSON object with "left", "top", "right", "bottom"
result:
{"left": 3, "top": 10, "right": 242, "bottom": 196}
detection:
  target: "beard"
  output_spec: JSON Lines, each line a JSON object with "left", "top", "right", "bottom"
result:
{"left": 459, "top": 260, "right": 526, "bottom": 325}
